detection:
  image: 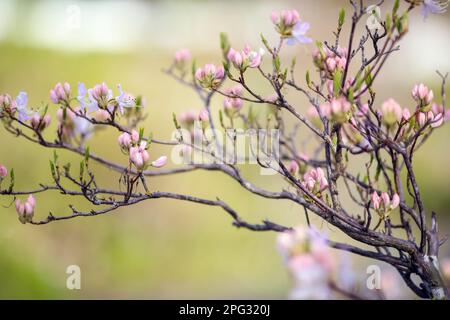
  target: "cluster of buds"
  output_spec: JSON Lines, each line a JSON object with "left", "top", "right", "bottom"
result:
{"left": 380, "top": 98, "right": 405, "bottom": 126}
{"left": 301, "top": 167, "right": 329, "bottom": 196}
{"left": 0, "top": 94, "right": 17, "bottom": 114}
{"left": 371, "top": 191, "right": 400, "bottom": 218}
{"left": 277, "top": 227, "right": 333, "bottom": 299}
{"left": 50, "top": 82, "right": 71, "bottom": 105}
{"left": 320, "top": 97, "right": 352, "bottom": 124}
{"left": 0, "top": 92, "right": 30, "bottom": 121}
{"left": 89, "top": 82, "right": 113, "bottom": 109}
{"left": 223, "top": 85, "right": 243, "bottom": 117}
{"left": 227, "top": 45, "right": 264, "bottom": 71}
{"left": 117, "top": 131, "right": 167, "bottom": 171}
{"left": 118, "top": 130, "right": 140, "bottom": 151}
{"left": 271, "top": 9, "right": 300, "bottom": 36}
{"left": 195, "top": 64, "right": 225, "bottom": 88}
{"left": 15, "top": 195, "right": 36, "bottom": 224}
{"left": 416, "top": 108, "right": 444, "bottom": 129}
{"left": 30, "top": 113, "right": 51, "bottom": 132}
{"left": 313, "top": 46, "right": 347, "bottom": 77}
{"left": 412, "top": 83, "right": 434, "bottom": 110}
{"left": 174, "top": 49, "right": 191, "bottom": 68}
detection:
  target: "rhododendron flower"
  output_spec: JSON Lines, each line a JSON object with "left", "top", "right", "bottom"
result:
{"left": 227, "top": 45, "right": 264, "bottom": 70}
{"left": 412, "top": 83, "right": 433, "bottom": 109}
{"left": 50, "top": 82, "right": 70, "bottom": 104}
{"left": 77, "top": 82, "right": 98, "bottom": 112}
{"left": 0, "top": 164, "right": 7, "bottom": 179}
{"left": 420, "top": 0, "right": 448, "bottom": 19}
{"left": 129, "top": 141, "right": 149, "bottom": 171}
{"left": 301, "top": 167, "right": 328, "bottom": 194}
{"left": 286, "top": 21, "right": 312, "bottom": 45}
{"left": 174, "top": 48, "right": 191, "bottom": 65}
{"left": 30, "top": 113, "right": 51, "bottom": 132}
{"left": 195, "top": 64, "right": 225, "bottom": 88}
{"left": 151, "top": 156, "right": 168, "bottom": 168}
{"left": 380, "top": 98, "right": 402, "bottom": 126}
{"left": 271, "top": 9, "right": 300, "bottom": 36}
{"left": 15, "top": 195, "right": 36, "bottom": 224}
{"left": 371, "top": 191, "right": 400, "bottom": 215}
{"left": 116, "top": 84, "right": 136, "bottom": 114}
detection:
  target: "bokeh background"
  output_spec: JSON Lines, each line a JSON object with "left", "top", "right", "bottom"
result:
{"left": 0, "top": 0, "right": 449, "bottom": 299}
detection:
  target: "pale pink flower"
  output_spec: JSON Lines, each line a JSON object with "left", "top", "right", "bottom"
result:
{"left": 371, "top": 191, "right": 381, "bottom": 210}
{"left": 94, "top": 109, "right": 110, "bottom": 121}
{"left": 118, "top": 132, "right": 132, "bottom": 149}
{"left": 198, "top": 108, "right": 209, "bottom": 122}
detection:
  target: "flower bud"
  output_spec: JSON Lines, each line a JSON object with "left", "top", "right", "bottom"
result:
{"left": 50, "top": 82, "right": 71, "bottom": 104}
{"left": 0, "top": 164, "right": 7, "bottom": 179}
{"left": 15, "top": 195, "right": 36, "bottom": 224}
{"left": 195, "top": 64, "right": 225, "bottom": 88}
{"left": 288, "top": 160, "right": 299, "bottom": 176}
{"left": 174, "top": 49, "right": 191, "bottom": 65}
{"left": 412, "top": 83, "right": 433, "bottom": 110}
{"left": 30, "top": 113, "right": 51, "bottom": 132}
{"left": 381, "top": 98, "right": 402, "bottom": 126}
{"left": 129, "top": 141, "right": 149, "bottom": 171}
{"left": 151, "top": 156, "right": 168, "bottom": 168}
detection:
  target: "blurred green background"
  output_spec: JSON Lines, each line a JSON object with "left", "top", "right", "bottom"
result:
{"left": 0, "top": 0, "right": 449, "bottom": 299}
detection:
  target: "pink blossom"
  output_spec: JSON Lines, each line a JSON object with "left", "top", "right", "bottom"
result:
{"left": 178, "top": 110, "right": 197, "bottom": 125}
{"left": 0, "top": 94, "right": 17, "bottom": 114}
{"left": 30, "top": 113, "right": 51, "bottom": 132}
{"left": 15, "top": 195, "right": 36, "bottom": 224}
{"left": 118, "top": 132, "right": 133, "bottom": 149}
{"left": 371, "top": 191, "right": 400, "bottom": 212}
{"left": 50, "top": 82, "right": 71, "bottom": 104}
{"left": 129, "top": 141, "right": 149, "bottom": 171}
{"left": 198, "top": 108, "right": 209, "bottom": 122}
{"left": 371, "top": 191, "right": 381, "bottom": 210}
{"left": 302, "top": 167, "right": 328, "bottom": 194}
{"left": 381, "top": 98, "right": 402, "bottom": 125}
{"left": 0, "top": 164, "right": 7, "bottom": 178}
{"left": 174, "top": 49, "right": 191, "bottom": 64}
{"left": 151, "top": 156, "right": 168, "bottom": 168}
{"left": 195, "top": 64, "right": 225, "bottom": 88}
{"left": 227, "top": 45, "right": 264, "bottom": 70}
{"left": 288, "top": 160, "right": 299, "bottom": 176}
{"left": 94, "top": 109, "right": 111, "bottom": 121}
{"left": 321, "top": 97, "right": 351, "bottom": 124}
{"left": 271, "top": 9, "right": 300, "bottom": 36}
{"left": 412, "top": 83, "right": 434, "bottom": 107}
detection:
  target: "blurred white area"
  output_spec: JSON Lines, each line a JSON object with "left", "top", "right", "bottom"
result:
{"left": 0, "top": 0, "right": 448, "bottom": 77}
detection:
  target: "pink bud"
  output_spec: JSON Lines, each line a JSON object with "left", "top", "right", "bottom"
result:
{"left": 151, "top": 156, "right": 168, "bottom": 168}
{"left": 131, "top": 130, "right": 140, "bottom": 142}
{"left": 288, "top": 160, "right": 299, "bottom": 175}
{"left": 381, "top": 192, "right": 390, "bottom": 208}
{"left": 27, "top": 195, "right": 36, "bottom": 209}
{"left": 402, "top": 108, "right": 411, "bottom": 121}
{"left": 174, "top": 48, "right": 191, "bottom": 64}
{"left": 0, "top": 164, "right": 7, "bottom": 178}
{"left": 198, "top": 108, "right": 209, "bottom": 122}
{"left": 417, "top": 112, "right": 427, "bottom": 127}
{"left": 118, "top": 132, "right": 132, "bottom": 149}
{"left": 15, "top": 200, "right": 25, "bottom": 215}
{"left": 371, "top": 192, "right": 381, "bottom": 210}
{"left": 95, "top": 109, "right": 110, "bottom": 121}
{"left": 271, "top": 11, "right": 280, "bottom": 24}
{"left": 391, "top": 194, "right": 400, "bottom": 210}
